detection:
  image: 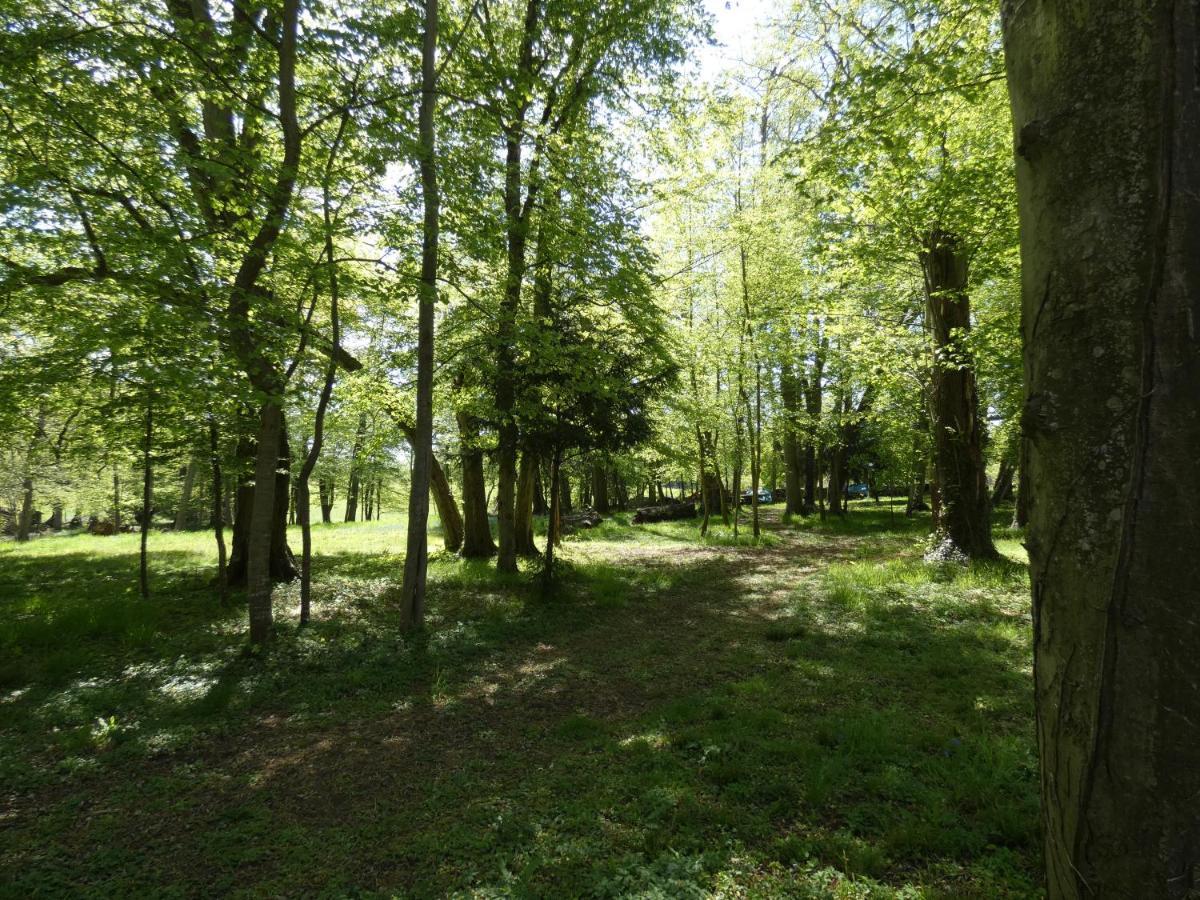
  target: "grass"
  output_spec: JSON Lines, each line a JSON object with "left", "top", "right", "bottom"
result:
{"left": 0, "top": 503, "right": 1039, "bottom": 898}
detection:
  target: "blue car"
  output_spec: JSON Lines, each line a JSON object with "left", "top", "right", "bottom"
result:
{"left": 846, "top": 483, "right": 869, "bottom": 499}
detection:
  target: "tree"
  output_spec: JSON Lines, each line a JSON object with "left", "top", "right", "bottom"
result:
{"left": 1003, "top": 2, "right": 1200, "bottom": 895}
{"left": 397, "top": 0, "right": 440, "bottom": 630}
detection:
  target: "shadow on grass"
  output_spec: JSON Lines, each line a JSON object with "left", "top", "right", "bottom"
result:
{"left": 0, "top": 513, "right": 1038, "bottom": 897}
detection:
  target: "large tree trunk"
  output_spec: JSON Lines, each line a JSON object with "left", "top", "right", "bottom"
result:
{"left": 456, "top": 411, "right": 495, "bottom": 558}
{"left": 247, "top": 401, "right": 283, "bottom": 643}
{"left": 591, "top": 459, "right": 610, "bottom": 514}
{"left": 514, "top": 450, "right": 539, "bottom": 556}
{"left": 1003, "top": 3, "right": 1200, "bottom": 896}
{"left": 228, "top": 423, "right": 298, "bottom": 585}
{"left": 560, "top": 471, "right": 572, "bottom": 512}
{"left": 920, "top": 229, "right": 996, "bottom": 559}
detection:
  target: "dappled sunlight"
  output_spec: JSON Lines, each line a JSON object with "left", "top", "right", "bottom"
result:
{"left": 1, "top": 503, "right": 1037, "bottom": 896}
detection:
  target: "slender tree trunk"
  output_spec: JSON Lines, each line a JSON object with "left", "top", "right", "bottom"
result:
{"left": 695, "top": 426, "right": 710, "bottom": 537}
{"left": 112, "top": 471, "right": 121, "bottom": 531}
{"left": 1003, "top": 3, "right": 1200, "bottom": 894}
{"left": 920, "top": 229, "right": 996, "bottom": 558}
{"left": 541, "top": 447, "right": 562, "bottom": 594}
{"left": 175, "top": 459, "right": 196, "bottom": 530}
{"left": 16, "top": 477, "right": 33, "bottom": 542}
{"left": 139, "top": 396, "right": 153, "bottom": 600}
{"left": 398, "top": 0, "right": 439, "bottom": 627}
{"left": 344, "top": 412, "right": 366, "bottom": 522}
{"left": 208, "top": 418, "right": 228, "bottom": 603}
{"left": 751, "top": 361, "right": 762, "bottom": 536}
{"left": 532, "top": 461, "right": 547, "bottom": 515}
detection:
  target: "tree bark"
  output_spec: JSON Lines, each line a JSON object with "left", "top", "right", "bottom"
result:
{"left": 1004, "top": 1, "right": 1200, "bottom": 895}
{"left": 514, "top": 450, "right": 539, "bottom": 556}
{"left": 319, "top": 479, "right": 334, "bottom": 523}
{"left": 591, "top": 459, "right": 610, "bottom": 513}
{"left": 208, "top": 418, "right": 228, "bottom": 603}
{"left": 541, "top": 447, "right": 562, "bottom": 594}
{"left": 228, "top": 422, "right": 298, "bottom": 585}
{"left": 247, "top": 401, "right": 283, "bottom": 643}
{"left": 175, "top": 458, "right": 196, "bottom": 530}
{"left": 16, "top": 477, "right": 33, "bottom": 542}
{"left": 399, "top": 0, "right": 439, "bottom": 628}
{"left": 920, "top": 228, "right": 996, "bottom": 559}
{"left": 344, "top": 412, "right": 366, "bottom": 522}
{"left": 560, "top": 470, "right": 572, "bottom": 513}
{"left": 456, "top": 411, "right": 495, "bottom": 558}
{"left": 139, "top": 396, "right": 153, "bottom": 600}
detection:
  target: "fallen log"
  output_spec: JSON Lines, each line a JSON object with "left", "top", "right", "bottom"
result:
{"left": 632, "top": 501, "right": 696, "bottom": 524}
{"left": 561, "top": 510, "right": 604, "bottom": 534}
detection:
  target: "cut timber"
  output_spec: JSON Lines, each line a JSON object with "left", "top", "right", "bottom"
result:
{"left": 632, "top": 501, "right": 696, "bottom": 524}
{"left": 561, "top": 510, "right": 603, "bottom": 534}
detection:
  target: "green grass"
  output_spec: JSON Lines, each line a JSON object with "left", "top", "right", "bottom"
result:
{"left": 0, "top": 504, "right": 1039, "bottom": 898}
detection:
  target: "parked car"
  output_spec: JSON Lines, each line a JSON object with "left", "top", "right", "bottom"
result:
{"left": 846, "top": 483, "right": 870, "bottom": 499}
{"left": 740, "top": 488, "right": 774, "bottom": 505}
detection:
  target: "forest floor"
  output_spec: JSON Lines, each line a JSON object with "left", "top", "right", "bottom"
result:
{"left": 0, "top": 503, "right": 1039, "bottom": 898}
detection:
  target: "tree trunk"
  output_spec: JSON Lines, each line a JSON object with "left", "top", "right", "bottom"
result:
{"left": 456, "top": 411, "right": 495, "bottom": 558}
{"left": 514, "top": 450, "right": 539, "bottom": 556}
{"left": 920, "top": 228, "right": 996, "bottom": 559}
{"left": 541, "top": 447, "right": 562, "bottom": 594}
{"left": 344, "top": 412, "right": 366, "bottom": 522}
{"left": 429, "top": 453, "right": 462, "bottom": 553}
{"left": 532, "top": 461, "right": 547, "bottom": 515}
{"left": 1003, "top": 2, "right": 1200, "bottom": 894}
{"left": 16, "top": 477, "right": 33, "bottom": 542}
{"left": 319, "top": 478, "right": 334, "bottom": 523}
{"left": 229, "top": 423, "right": 298, "bottom": 585}
{"left": 112, "top": 471, "right": 121, "bottom": 531}
{"left": 139, "top": 396, "right": 153, "bottom": 600}
{"left": 175, "top": 459, "right": 196, "bottom": 530}
{"left": 991, "top": 457, "right": 1015, "bottom": 507}
{"left": 560, "top": 470, "right": 572, "bottom": 513}
{"left": 209, "top": 418, "right": 228, "bottom": 603}
{"left": 247, "top": 401, "right": 283, "bottom": 643}
{"left": 782, "top": 367, "right": 801, "bottom": 513}
{"left": 399, "top": 0, "right": 439, "bottom": 626}
{"left": 591, "top": 460, "right": 610, "bottom": 513}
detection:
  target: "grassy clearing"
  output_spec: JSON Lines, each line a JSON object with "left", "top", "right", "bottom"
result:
{"left": 0, "top": 504, "right": 1038, "bottom": 898}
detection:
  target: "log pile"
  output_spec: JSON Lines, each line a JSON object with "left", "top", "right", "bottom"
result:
{"left": 632, "top": 501, "right": 696, "bottom": 524}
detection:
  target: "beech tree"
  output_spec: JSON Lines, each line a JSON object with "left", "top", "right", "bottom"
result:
{"left": 1003, "top": 1, "right": 1200, "bottom": 895}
